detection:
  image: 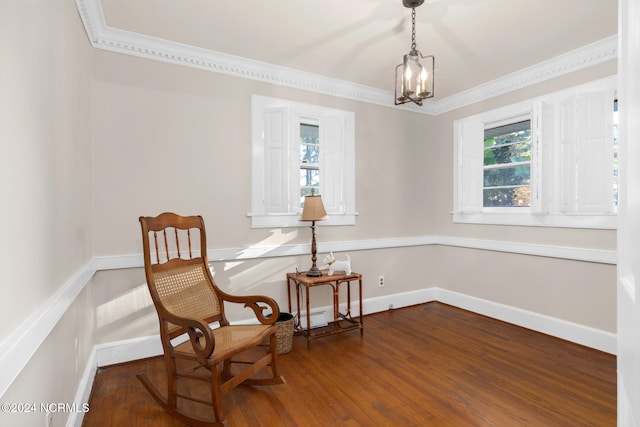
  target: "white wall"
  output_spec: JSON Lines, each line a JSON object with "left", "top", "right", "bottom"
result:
{"left": 616, "top": 0, "right": 640, "bottom": 425}
{"left": 0, "top": 0, "right": 95, "bottom": 426}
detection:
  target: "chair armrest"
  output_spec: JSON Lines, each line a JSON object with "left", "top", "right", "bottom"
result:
{"left": 163, "top": 313, "right": 215, "bottom": 358}
{"left": 217, "top": 291, "right": 280, "bottom": 325}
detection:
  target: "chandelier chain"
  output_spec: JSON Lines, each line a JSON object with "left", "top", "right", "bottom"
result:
{"left": 411, "top": 8, "right": 417, "bottom": 50}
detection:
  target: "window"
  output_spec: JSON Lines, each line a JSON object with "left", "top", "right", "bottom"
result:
{"left": 299, "top": 120, "right": 320, "bottom": 206}
{"left": 453, "top": 76, "right": 617, "bottom": 229}
{"left": 250, "top": 95, "right": 356, "bottom": 228}
{"left": 483, "top": 119, "right": 532, "bottom": 207}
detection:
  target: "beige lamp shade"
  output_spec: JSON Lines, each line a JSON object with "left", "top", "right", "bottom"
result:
{"left": 301, "top": 195, "right": 329, "bottom": 221}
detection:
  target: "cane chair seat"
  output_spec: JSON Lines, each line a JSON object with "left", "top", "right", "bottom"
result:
{"left": 173, "top": 324, "right": 274, "bottom": 361}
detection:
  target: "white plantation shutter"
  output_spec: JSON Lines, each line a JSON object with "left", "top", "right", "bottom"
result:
{"left": 576, "top": 91, "right": 614, "bottom": 213}
{"left": 531, "top": 101, "right": 552, "bottom": 213}
{"left": 319, "top": 114, "right": 345, "bottom": 213}
{"left": 558, "top": 91, "right": 614, "bottom": 213}
{"left": 263, "top": 107, "right": 294, "bottom": 214}
{"left": 455, "top": 117, "right": 484, "bottom": 213}
{"left": 558, "top": 96, "right": 578, "bottom": 213}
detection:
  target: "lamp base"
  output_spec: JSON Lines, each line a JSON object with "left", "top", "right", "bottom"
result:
{"left": 403, "top": 0, "right": 424, "bottom": 7}
{"left": 306, "top": 267, "right": 323, "bottom": 277}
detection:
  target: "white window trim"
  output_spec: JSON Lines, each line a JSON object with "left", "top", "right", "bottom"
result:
{"left": 249, "top": 95, "right": 356, "bottom": 228}
{"left": 453, "top": 75, "right": 617, "bottom": 229}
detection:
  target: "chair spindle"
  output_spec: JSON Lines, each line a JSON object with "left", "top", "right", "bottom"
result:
{"left": 175, "top": 228, "right": 181, "bottom": 259}
{"left": 153, "top": 231, "right": 160, "bottom": 264}
{"left": 163, "top": 229, "right": 169, "bottom": 262}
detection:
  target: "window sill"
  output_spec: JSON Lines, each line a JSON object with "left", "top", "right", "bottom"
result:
{"left": 249, "top": 213, "right": 357, "bottom": 229}
{"left": 452, "top": 211, "right": 616, "bottom": 229}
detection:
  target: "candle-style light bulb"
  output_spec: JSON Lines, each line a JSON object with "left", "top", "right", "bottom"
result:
{"left": 419, "top": 66, "right": 428, "bottom": 96}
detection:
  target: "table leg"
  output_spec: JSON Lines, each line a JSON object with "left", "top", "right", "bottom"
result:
{"left": 293, "top": 280, "right": 302, "bottom": 332}
{"left": 346, "top": 280, "right": 352, "bottom": 318}
{"left": 333, "top": 283, "right": 339, "bottom": 324}
{"left": 287, "top": 278, "right": 293, "bottom": 315}
{"left": 305, "top": 284, "right": 311, "bottom": 349}
{"left": 358, "top": 278, "right": 364, "bottom": 336}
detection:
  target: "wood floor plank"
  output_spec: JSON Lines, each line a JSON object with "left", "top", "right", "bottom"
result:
{"left": 82, "top": 302, "right": 616, "bottom": 426}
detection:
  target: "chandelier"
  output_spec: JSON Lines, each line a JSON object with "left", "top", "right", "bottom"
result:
{"left": 395, "top": 0, "right": 435, "bottom": 106}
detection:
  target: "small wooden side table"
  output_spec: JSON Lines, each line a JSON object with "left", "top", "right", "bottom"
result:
{"left": 286, "top": 271, "right": 363, "bottom": 349}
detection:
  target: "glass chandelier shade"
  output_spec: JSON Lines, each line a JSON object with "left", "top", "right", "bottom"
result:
{"left": 395, "top": 1, "right": 435, "bottom": 106}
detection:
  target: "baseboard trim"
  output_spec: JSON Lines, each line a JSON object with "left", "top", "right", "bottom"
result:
{"left": 67, "top": 347, "right": 97, "bottom": 427}
{"left": 433, "top": 288, "right": 616, "bottom": 354}
{"left": 94, "top": 336, "right": 165, "bottom": 367}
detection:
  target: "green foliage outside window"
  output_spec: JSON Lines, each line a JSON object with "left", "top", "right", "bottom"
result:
{"left": 483, "top": 121, "right": 531, "bottom": 207}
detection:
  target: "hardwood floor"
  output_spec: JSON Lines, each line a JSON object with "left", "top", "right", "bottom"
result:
{"left": 82, "top": 303, "right": 616, "bottom": 426}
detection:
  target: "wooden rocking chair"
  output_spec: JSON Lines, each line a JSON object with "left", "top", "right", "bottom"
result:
{"left": 138, "top": 212, "right": 285, "bottom": 427}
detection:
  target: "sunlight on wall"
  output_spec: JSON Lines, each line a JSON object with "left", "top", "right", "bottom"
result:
{"left": 224, "top": 258, "right": 298, "bottom": 293}
{"left": 235, "top": 229, "right": 299, "bottom": 259}
{"left": 223, "top": 229, "right": 300, "bottom": 292}
{"left": 96, "top": 284, "right": 152, "bottom": 328}
{"left": 97, "top": 229, "right": 301, "bottom": 328}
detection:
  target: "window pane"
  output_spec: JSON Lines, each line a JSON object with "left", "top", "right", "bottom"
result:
{"left": 300, "top": 123, "right": 319, "bottom": 164}
{"left": 483, "top": 119, "right": 531, "bottom": 209}
{"left": 300, "top": 122, "right": 320, "bottom": 207}
{"left": 484, "top": 120, "right": 531, "bottom": 147}
{"left": 300, "top": 144, "right": 319, "bottom": 164}
{"left": 484, "top": 142, "right": 531, "bottom": 165}
{"left": 300, "top": 123, "right": 319, "bottom": 141}
{"left": 484, "top": 165, "right": 531, "bottom": 187}
{"left": 484, "top": 187, "right": 531, "bottom": 207}
{"left": 300, "top": 169, "right": 320, "bottom": 187}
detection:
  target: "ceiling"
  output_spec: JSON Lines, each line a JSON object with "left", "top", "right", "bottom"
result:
{"left": 96, "top": 0, "right": 617, "bottom": 101}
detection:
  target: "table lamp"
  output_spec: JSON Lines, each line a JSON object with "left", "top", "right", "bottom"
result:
{"left": 301, "top": 193, "right": 329, "bottom": 277}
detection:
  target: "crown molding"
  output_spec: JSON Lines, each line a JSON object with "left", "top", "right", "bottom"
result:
{"left": 434, "top": 36, "right": 618, "bottom": 114}
{"left": 75, "top": 0, "right": 617, "bottom": 115}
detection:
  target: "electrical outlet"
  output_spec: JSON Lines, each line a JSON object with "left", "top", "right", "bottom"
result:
{"left": 378, "top": 275, "right": 384, "bottom": 287}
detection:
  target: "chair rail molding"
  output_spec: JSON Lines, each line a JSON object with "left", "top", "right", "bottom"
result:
{"left": 74, "top": 0, "right": 617, "bottom": 116}
{"left": 93, "top": 235, "right": 616, "bottom": 271}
